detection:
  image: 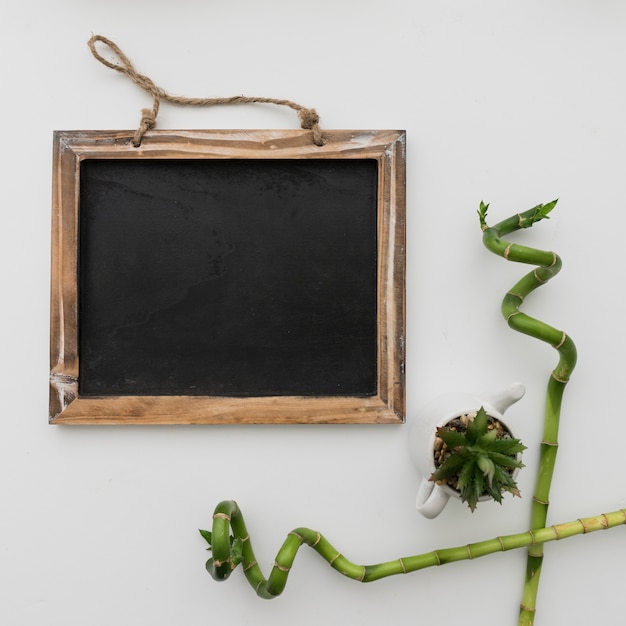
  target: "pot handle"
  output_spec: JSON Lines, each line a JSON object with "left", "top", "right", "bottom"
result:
{"left": 416, "top": 477, "right": 450, "bottom": 519}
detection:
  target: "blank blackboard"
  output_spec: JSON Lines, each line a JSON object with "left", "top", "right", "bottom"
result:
{"left": 50, "top": 129, "right": 405, "bottom": 424}
{"left": 78, "top": 158, "right": 378, "bottom": 398}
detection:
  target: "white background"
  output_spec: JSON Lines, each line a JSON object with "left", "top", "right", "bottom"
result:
{"left": 2, "top": 1, "right": 625, "bottom": 624}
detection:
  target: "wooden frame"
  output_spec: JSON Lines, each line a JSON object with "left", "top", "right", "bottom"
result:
{"left": 49, "top": 129, "right": 405, "bottom": 424}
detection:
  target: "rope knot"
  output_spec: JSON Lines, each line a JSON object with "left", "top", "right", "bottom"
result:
{"left": 132, "top": 108, "right": 158, "bottom": 147}
{"left": 298, "top": 108, "right": 326, "bottom": 146}
{"left": 298, "top": 108, "right": 320, "bottom": 130}
{"left": 140, "top": 108, "right": 157, "bottom": 130}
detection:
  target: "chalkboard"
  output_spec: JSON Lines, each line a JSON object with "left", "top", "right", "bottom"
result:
{"left": 50, "top": 129, "right": 405, "bottom": 424}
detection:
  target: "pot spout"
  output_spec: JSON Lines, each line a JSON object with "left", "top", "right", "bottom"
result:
{"left": 482, "top": 382, "right": 525, "bottom": 415}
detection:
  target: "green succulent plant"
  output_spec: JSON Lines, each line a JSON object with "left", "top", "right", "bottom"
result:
{"left": 429, "top": 406, "right": 526, "bottom": 512}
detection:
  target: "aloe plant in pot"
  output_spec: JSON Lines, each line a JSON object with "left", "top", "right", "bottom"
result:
{"left": 430, "top": 406, "right": 526, "bottom": 512}
{"left": 407, "top": 382, "right": 525, "bottom": 518}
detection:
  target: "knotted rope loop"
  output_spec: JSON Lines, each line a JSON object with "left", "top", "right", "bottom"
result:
{"left": 134, "top": 106, "right": 158, "bottom": 147}
{"left": 297, "top": 108, "right": 325, "bottom": 146}
{"left": 87, "top": 34, "right": 326, "bottom": 147}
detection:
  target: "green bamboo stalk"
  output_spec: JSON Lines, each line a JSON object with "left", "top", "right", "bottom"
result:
{"left": 201, "top": 501, "right": 626, "bottom": 597}
{"left": 478, "top": 201, "right": 577, "bottom": 625}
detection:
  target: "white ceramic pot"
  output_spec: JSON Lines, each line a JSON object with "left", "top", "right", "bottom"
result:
{"left": 408, "top": 382, "right": 525, "bottom": 519}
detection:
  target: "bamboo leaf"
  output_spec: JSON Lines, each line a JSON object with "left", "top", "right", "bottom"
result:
{"left": 231, "top": 537, "right": 244, "bottom": 565}
{"left": 523, "top": 199, "right": 558, "bottom": 227}
{"left": 199, "top": 529, "right": 213, "bottom": 549}
{"left": 477, "top": 201, "right": 489, "bottom": 228}
{"left": 536, "top": 199, "right": 558, "bottom": 220}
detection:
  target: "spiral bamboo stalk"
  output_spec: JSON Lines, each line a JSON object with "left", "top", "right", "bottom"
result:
{"left": 478, "top": 201, "right": 577, "bottom": 625}
{"left": 201, "top": 501, "right": 625, "bottom": 597}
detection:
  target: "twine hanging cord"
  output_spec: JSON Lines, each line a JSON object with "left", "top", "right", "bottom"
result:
{"left": 87, "top": 35, "right": 326, "bottom": 147}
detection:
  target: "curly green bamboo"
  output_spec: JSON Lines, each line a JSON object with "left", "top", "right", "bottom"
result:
{"left": 201, "top": 501, "right": 625, "bottom": 597}
{"left": 478, "top": 201, "right": 577, "bottom": 625}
